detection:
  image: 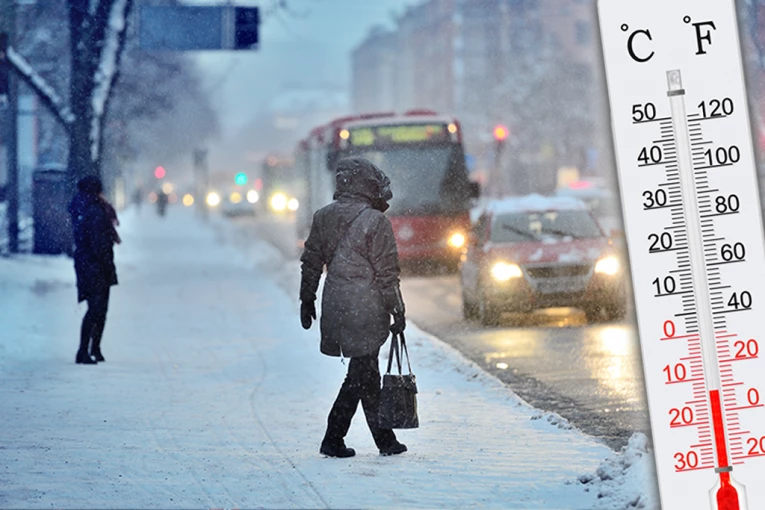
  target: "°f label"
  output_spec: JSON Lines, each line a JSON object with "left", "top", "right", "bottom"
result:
{"left": 599, "top": 0, "right": 765, "bottom": 508}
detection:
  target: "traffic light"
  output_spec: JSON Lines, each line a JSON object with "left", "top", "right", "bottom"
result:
{"left": 493, "top": 124, "right": 509, "bottom": 142}
{"left": 234, "top": 7, "right": 259, "bottom": 49}
{"left": 234, "top": 172, "right": 248, "bottom": 186}
{"left": 154, "top": 166, "right": 166, "bottom": 179}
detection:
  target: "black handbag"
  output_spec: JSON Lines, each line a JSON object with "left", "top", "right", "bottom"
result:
{"left": 379, "top": 332, "right": 419, "bottom": 429}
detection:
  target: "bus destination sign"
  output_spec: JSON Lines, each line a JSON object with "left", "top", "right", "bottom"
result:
{"left": 348, "top": 123, "right": 451, "bottom": 146}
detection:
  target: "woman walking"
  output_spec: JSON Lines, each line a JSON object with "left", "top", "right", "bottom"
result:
{"left": 299, "top": 157, "right": 408, "bottom": 458}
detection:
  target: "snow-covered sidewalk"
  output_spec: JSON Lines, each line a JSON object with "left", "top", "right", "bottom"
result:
{"left": 0, "top": 207, "right": 658, "bottom": 509}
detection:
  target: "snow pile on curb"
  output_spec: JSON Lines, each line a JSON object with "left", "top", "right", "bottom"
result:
{"left": 531, "top": 410, "right": 575, "bottom": 430}
{"left": 576, "top": 432, "right": 660, "bottom": 509}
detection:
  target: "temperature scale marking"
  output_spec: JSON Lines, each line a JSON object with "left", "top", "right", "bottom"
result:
{"left": 599, "top": 0, "right": 765, "bottom": 508}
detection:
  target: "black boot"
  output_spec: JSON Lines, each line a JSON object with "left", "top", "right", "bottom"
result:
{"left": 379, "top": 441, "right": 407, "bottom": 456}
{"left": 76, "top": 349, "right": 97, "bottom": 364}
{"left": 91, "top": 346, "right": 105, "bottom": 362}
{"left": 320, "top": 439, "right": 356, "bottom": 458}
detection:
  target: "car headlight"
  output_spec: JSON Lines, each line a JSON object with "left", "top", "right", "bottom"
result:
{"left": 594, "top": 256, "right": 620, "bottom": 276}
{"left": 270, "top": 192, "right": 287, "bottom": 211}
{"left": 246, "top": 190, "right": 259, "bottom": 204}
{"left": 287, "top": 197, "right": 299, "bottom": 211}
{"left": 448, "top": 232, "right": 466, "bottom": 249}
{"left": 491, "top": 261, "right": 523, "bottom": 281}
{"left": 206, "top": 192, "right": 221, "bottom": 207}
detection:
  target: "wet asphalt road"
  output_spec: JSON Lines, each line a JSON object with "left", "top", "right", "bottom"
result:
{"left": 228, "top": 213, "right": 652, "bottom": 451}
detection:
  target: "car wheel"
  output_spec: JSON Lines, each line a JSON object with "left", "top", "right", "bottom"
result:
{"left": 604, "top": 303, "right": 627, "bottom": 322}
{"left": 584, "top": 305, "right": 604, "bottom": 324}
{"left": 478, "top": 291, "right": 502, "bottom": 326}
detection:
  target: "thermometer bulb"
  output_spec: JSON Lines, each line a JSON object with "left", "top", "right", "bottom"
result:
{"left": 710, "top": 471, "right": 747, "bottom": 510}
{"left": 709, "top": 389, "right": 748, "bottom": 510}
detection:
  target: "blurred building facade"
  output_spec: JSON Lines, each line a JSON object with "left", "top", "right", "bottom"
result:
{"left": 351, "top": 0, "right": 609, "bottom": 196}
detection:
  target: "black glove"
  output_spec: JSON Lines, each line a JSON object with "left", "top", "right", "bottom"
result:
{"left": 301, "top": 301, "right": 316, "bottom": 330}
{"left": 390, "top": 312, "right": 406, "bottom": 335}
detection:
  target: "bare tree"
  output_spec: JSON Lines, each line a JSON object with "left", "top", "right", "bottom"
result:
{"left": 68, "top": 0, "right": 133, "bottom": 182}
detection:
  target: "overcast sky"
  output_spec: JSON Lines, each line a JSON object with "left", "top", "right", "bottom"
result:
{"left": 193, "top": 0, "right": 414, "bottom": 137}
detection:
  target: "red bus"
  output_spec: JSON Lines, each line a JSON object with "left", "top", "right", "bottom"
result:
{"left": 295, "top": 110, "right": 480, "bottom": 269}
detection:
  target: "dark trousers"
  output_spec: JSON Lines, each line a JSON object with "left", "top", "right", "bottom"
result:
{"left": 324, "top": 350, "right": 397, "bottom": 449}
{"left": 79, "top": 288, "right": 110, "bottom": 354}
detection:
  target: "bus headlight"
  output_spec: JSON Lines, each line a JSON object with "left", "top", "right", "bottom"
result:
{"left": 491, "top": 261, "right": 522, "bottom": 281}
{"left": 448, "top": 232, "right": 466, "bottom": 249}
{"left": 206, "top": 192, "right": 221, "bottom": 207}
{"left": 594, "top": 256, "right": 620, "bottom": 276}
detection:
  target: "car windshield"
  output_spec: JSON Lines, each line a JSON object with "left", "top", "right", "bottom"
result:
{"left": 490, "top": 210, "right": 603, "bottom": 243}
{"left": 347, "top": 145, "right": 472, "bottom": 215}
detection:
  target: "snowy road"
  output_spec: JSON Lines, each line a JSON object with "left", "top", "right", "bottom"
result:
{"left": 0, "top": 207, "right": 659, "bottom": 508}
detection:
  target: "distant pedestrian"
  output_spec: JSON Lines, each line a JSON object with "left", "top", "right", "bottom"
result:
{"left": 132, "top": 187, "right": 143, "bottom": 213}
{"left": 68, "top": 176, "right": 120, "bottom": 365}
{"left": 156, "top": 189, "right": 168, "bottom": 217}
{"left": 300, "top": 157, "right": 408, "bottom": 458}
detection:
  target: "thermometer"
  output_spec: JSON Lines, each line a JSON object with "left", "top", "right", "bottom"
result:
{"left": 599, "top": 0, "right": 765, "bottom": 508}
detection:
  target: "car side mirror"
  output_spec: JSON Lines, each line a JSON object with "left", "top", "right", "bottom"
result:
{"left": 468, "top": 181, "right": 480, "bottom": 199}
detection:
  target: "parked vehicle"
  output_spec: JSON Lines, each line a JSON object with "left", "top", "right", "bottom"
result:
{"left": 460, "top": 194, "right": 627, "bottom": 325}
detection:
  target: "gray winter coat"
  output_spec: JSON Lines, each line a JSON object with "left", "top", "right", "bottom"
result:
{"left": 300, "top": 195, "right": 403, "bottom": 358}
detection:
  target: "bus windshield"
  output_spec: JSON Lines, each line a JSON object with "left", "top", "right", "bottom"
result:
{"left": 346, "top": 144, "right": 472, "bottom": 216}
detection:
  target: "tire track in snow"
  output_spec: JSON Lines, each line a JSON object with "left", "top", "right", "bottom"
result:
{"left": 208, "top": 343, "right": 329, "bottom": 509}
{"left": 203, "top": 346, "right": 302, "bottom": 506}
{"left": 246, "top": 351, "right": 329, "bottom": 509}
{"left": 147, "top": 346, "right": 236, "bottom": 507}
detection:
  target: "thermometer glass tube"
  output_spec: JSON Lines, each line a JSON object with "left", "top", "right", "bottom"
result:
{"left": 666, "top": 69, "right": 747, "bottom": 510}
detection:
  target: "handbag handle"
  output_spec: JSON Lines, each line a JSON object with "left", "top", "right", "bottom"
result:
{"left": 386, "top": 332, "right": 413, "bottom": 375}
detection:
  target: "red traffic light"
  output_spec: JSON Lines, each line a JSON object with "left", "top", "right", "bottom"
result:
{"left": 154, "top": 166, "right": 166, "bottom": 179}
{"left": 493, "top": 125, "right": 509, "bottom": 141}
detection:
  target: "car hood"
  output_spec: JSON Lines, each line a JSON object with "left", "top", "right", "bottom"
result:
{"left": 484, "top": 237, "right": 611, "bottom": 265}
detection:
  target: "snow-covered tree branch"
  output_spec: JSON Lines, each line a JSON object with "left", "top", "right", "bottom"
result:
{"left": 5, "top": 46, "right": 75, "bottom": 130}
{"left": 7, "top": 0, "right": 134, "bottom": 183}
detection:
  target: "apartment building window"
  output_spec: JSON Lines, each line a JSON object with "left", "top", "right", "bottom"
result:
{"left": 576, "top": 20, "right": 591, "bottom": 45}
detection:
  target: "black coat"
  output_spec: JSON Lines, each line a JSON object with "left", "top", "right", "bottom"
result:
{"left": 300, "top": 195, "right": 403, "bottom": 358}
{"left": 68, "top": 191, "right": 118, "bottom": 302}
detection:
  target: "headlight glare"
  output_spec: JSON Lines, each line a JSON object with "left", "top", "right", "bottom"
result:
{"left": 270, "top": 192, "right": 287, "bottom": 211}
{"left": 491, "top": 261, "right": 522, "bottom": 281}
{"left": 595, "top": 256, "right": 620, "bottom": 276}
{"left": 448, "top": 232, "right": 466, "bottom": 249}
{"left": 206, "top": 192, "right": 221, "bottom": 207}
